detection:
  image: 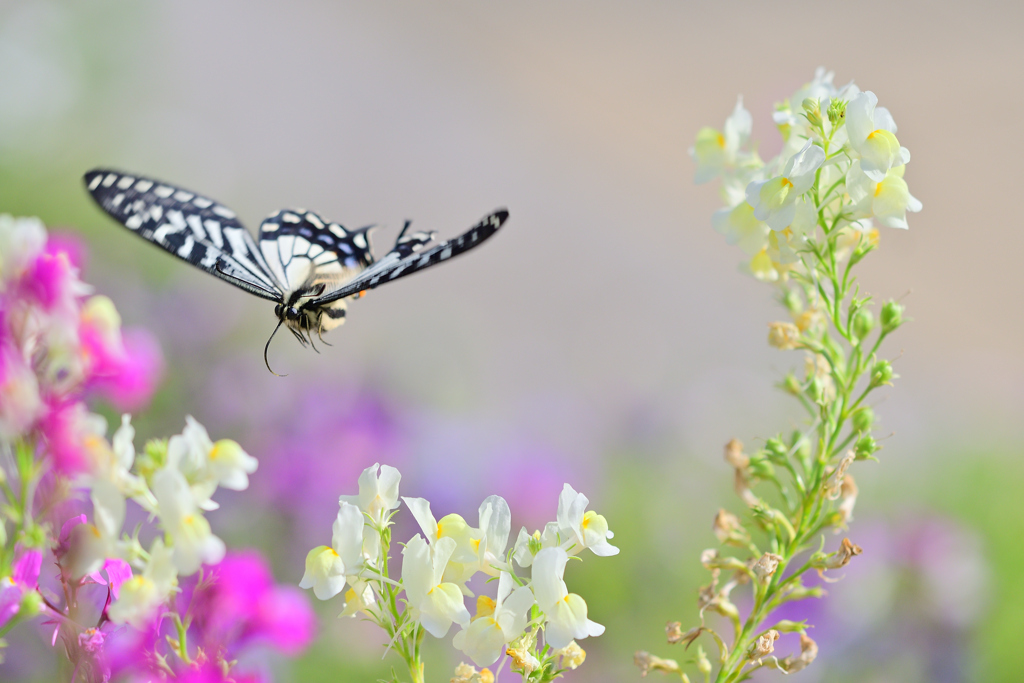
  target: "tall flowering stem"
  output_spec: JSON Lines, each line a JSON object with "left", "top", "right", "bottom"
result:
{"left": 636, "top": 70, "right": 920, "bottom": 682}
{"left": 300, "top": 464, "right": 614, "bottom": 683}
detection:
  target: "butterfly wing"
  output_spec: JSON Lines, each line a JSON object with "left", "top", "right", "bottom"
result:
{"left": 310, "top": 209, "right": 509, "bottom": 306}
{"left": 257, "top": 209, "right": 375, "bottom": 300}
{"left": 84, "top": 169, "right": 283, "bottom": 301}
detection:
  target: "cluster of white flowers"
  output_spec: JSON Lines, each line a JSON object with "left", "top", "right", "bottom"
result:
{"left": 300, "top": 464, "right": 616, "bottom": 676}
{"left": 691, "top": 68, "right": 921, "bottom": 281}
{"left": 67, "top": 415, "right": 258, "bottom": 628}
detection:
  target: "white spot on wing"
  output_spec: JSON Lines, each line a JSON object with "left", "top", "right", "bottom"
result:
{"left": 167, "top": 210, "right": 187, "bottom": 231}
{"left": 149, "top": 205, "right": 163, "bottom": 223}
{"left": 193, "top": 197, "right": 212, "bottom": 209}
{"left": 111, "top": 193, "right": 124, "bottom": 208}
{"left": 154, "top": 186, "right": 174, "bottom": 198}
{"left": 213, "top": 206, "right": 236, "bottom": 219}
{"left": 262, "top": 222, "right": 279, "bottom": 233}
{"left": 88, "top": 175, "right": 103, "bottom": 191}
{"left": 282, "top": 212, "right": 300, "bottom": 224}
{"left": 204, "top": 219, "right": 223, "bottom": 248}
{"left": 305, "top": 213, "right": 324, "bottom": 228}
{"left": 352, "top": 233, "right": 367, "bottom": 249}
{"left": 116, "top": 176, "right": 135, "bottom": 189}
{"left": 125, "top": 214, "right": 143, "bottom": 230}
{"left": 177, "top": 235, "right": 195, "bottom": 258}
{"left": 328, "top": 224, "right": 346, "bottom": 237}
{"left": 102, "top": 174, "right": 117, "bottom": 187}
{"left": 186, "top": 213, "right": 207, "bottom": 240}
{"left": 174, "top": 191, "right": 194, "bottom": 202}
{"left": 134, "top": 180, "right": 153, "bottom": 192}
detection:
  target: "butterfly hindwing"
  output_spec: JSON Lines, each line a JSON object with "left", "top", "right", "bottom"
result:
{"left": 84, "top": 169, "right": 282, "bottom": 300}
{"left": 311, "top": 209, "right": 509, "bottom": 305}
{"left": 258, "top": 209, "right": 375, "bottom": 298}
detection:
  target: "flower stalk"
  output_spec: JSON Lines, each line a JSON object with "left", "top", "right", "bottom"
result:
{"left": 640, "top": 68, "right": 919, "bottom": 681}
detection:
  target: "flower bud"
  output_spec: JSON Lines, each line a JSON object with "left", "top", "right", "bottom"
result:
{"left": 801, "top": 98, "right": 823, "bottom": 128}
{"left": 768, "top": 322, "right": 801, "bottom": 350}
{"left": 870, "top": 359, "right": 895, "bottom": 387}
{"left": 764, "top": 437, "right": 787, "bottom": 463}
{"left": 852, "top": 308, "right": 875, "bottom": 340}
{"left": 827, "top": 99, "right": 847, "bottom": 126}
{"left": 772, "top": 620, "right": 809, "bottom": 633}
{"left": 782, "top": 373, "right": 801, "bottom": 395}
{"left": 19, "top": 589, "right": 44, "bottom": 620}
{"left": 782, "top": 288, "right": 802, "bottom": 314}
{"left": 851, "top": 406, "right": 874, "bottom": 433}
{"left": 696, "top": 645, "right": 712, "bottom": 677}
{"left": 807, "top": 376, "right": 826, "bottom": 404}
{"left": 854, "top": 434, "right": 879, "bottom": 460}
{"left": 880, "top": 300, "right": 904, "bottom": 334}
{"left": 748, "top": 453, "right": 775, "bottom": 479}
{"left": 712, "top": 508, "right": 749, "bottom": 547}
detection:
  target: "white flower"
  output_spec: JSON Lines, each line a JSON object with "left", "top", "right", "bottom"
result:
{"left": 531, "top": 547, "right": 604, "bottom": 650}
{"left": 690, "top": 96, "right": 753, "bottom": 184}
{"left": 340, "top": 463, "right": 401, "bottom": 563}
{"left": 846, "top": 91, "right": 910, "bottom": 182}
{"left": 473, "top": 495, "right": 511, "bottom": 576}
{"left": 107, "top": 539, "right": 177, "bottom": 630}
{"left": 403, "top": 496, "right": 479, "bottom": 590}
{"left": 712, "top": 202, "right": 770, "bottom": 256}
{"left": 745, "top": 141, "right": 825, "bottom": 231}
{"left": 299, "top": 502, "right": 366, "bottom": 600}
{"left": 401, "top": 534, "right": 470, "bottom": 637}
{"left": 0, "top": 214, "right": 46, "bottom": 281}
{"left": 846, "top": 161, "right": 922, "bottom": 229}
{"left": 339, "top": 579, "right": 376, "bottom": 617}
{"left": 67, "top": 480, "right": 126, "bottom": 579}
{"left": 152, "top": 466, "right": 225, "bottom": 574}
{"left": 166, "top": 416, "right": 257, "bottom": 510}
{"left": 557, "top": 484, "right": 618, "bottom": 557}
{"left": 453, "top": 571, "right": 535, "bottom": 666}
{"left": 512, "top": 522, "right": 561, "bottom": 569}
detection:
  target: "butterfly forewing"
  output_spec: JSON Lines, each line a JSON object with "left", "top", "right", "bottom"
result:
{"left": 84, "top": 169, "right": 282, "bottom": 300}
{"left": 312, "top": 209, "right": 509, "bottom": 305}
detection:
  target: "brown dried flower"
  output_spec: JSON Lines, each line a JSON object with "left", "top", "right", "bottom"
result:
{"left": 768, "top": 321, "right": 801, "bottom": 350}
{"left": 748, "top": 629, "right": 779, "bottom": 664}
{"left": 634, "top": 652, "right": 683, "bottom": 678}
{"left": 752, "top": 552, "right": 783, "bottom": 583}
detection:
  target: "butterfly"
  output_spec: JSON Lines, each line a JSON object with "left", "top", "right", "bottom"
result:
{"left": 84, "top": 169, "right": 509, "bottom": 373}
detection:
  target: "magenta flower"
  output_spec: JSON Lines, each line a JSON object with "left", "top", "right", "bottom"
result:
{"left": 185, "top": 550, "right": 316, "bottom": 657}
{"left": 0, "top": 548, "right": 43, "bottom": 629}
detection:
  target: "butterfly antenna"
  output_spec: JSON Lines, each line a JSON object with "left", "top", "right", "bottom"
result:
{"left": 307, "top": 329, "right": 321, "bottom": 354}
{"left": 264, "top": 320, "right": 288, "bottom": 377}
{"left": 395, "top": 219, "right": 412, "bottom": 245}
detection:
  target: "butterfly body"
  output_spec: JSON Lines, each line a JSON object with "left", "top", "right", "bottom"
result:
{"left": 83, "top": 169, "right": 508, "bottom": 365}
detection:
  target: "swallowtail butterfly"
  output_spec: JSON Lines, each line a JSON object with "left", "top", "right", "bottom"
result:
{"left": 84, "top": 169, "right": 509, "bottom": 372}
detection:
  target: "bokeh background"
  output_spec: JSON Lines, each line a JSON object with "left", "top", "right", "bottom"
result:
{"left": 2, "top": 1, "right": 1022, "bottom": 681}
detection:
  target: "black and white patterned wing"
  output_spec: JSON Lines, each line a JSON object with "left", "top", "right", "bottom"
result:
{"left": 310, "top": 209, "right": 509, "bottom": 306}
{"left": 84, "top": 169, "right": 283, "bottom": 301}
{"left": 258, "top": 209, "right": 375, "bottom": 298}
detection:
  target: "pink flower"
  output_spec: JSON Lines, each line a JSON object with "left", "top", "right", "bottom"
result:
{"left": 0, "top": 338, "right": 42, "bottom": 438}
{"left": 79, "top": 299, "right": 163, "bottom": 412}
{"left": 0, "top": 548, "right": 43, "bottom": 628}
{"left": 37, "top": 399, "right": 105, "bottom": 475}
{"left": 185, "top": 550, "right": 316, "bottom": 657}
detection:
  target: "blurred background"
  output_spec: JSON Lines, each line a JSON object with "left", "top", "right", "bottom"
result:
{"left": 2, "top": 1, "right": 1022, "bottom": 681}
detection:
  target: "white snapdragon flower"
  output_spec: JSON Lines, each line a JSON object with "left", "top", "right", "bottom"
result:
{"left": 712, "top": 202, "right": 770, "bottom": 256}
{"left": 340, "top": 463, "right": 401, "bottom": 563}
{"left": 557, "top": 484, "right": 618, "bottom": 558}
{"left": 745, "top": 141, "right": 825, "bottom": 231}
{"left": 453, "top": 571, "right": 535, "bottom": 666}
{"left": 403, "top": 496, "right": 478, "bottom": 590}
{"left": 299, "top": 502, "right": 366, "bottom": 600}
{"left": 167, "top": 416, "right": 257, "bottom": 510}
{"left": 107, "top": 539, "right": 177, "bottom": 630}
{"left": 690, "top": 96, "right": 753, "bottom": 184}
{"left": 68, "top": 480, "right": 126, "bottom": 579}
{"left": 772, "top": 67, "right": 837, "bottom": 134}
{"left": 846, "top": 91, "right": 910, "bottom": 182}
{"left": 473, "top": 495, "right": 512, "bottom": 576}
{"left": 152, "top": 466, "right": 225, "bottom": 574}
{"left": 846, "top": 161, "right": 923, "bottom": 229}
{"left": 531, "top": 547, "right": 604, "bottom": 650}
{"left": 401, "top": 534, "right": 470, "bottom": 638}
{"left": 339, "top": 579, "right": 376, "bottom": 618}
{"left": 512, "top": 522, "right": 561, "bottom": 568}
